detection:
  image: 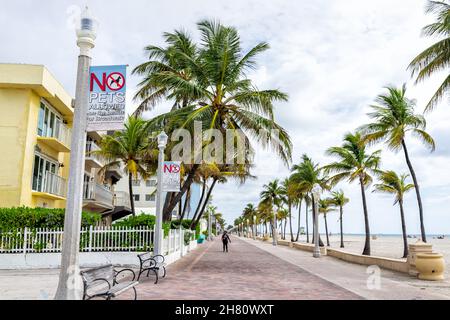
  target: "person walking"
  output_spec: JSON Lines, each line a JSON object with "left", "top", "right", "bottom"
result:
{"left": 222, "top": 231, "right": 231, "bottom": 253}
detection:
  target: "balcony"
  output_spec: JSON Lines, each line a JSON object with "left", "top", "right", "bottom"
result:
{"left": 105, "top": 163, "right": 123, "bottom": 183}
{"left": 37, "top": 122, "right": 71, "bottom": 153}
{"left": 111, "top": 191, "right": 133, "bottom": 221}
{"left": 113, "top": 191, "right": 131, "bottom": 210}
{"left": 83, "top": 182, "right": 114, "bottom": 211}
{"left": 32, "top": 172, "right": 67, "bottom": 200}
{"left": 85, "top": 141, "right": 104, "bottom": 169}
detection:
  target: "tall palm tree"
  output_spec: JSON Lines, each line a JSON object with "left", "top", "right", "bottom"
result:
{"left": 277, "top": 208, "right": 289, "bottom": 240}
{"left": 134, "top": 20, "right": 293, "bottom": 217}
{"left": 359, "top": 84, "right": 435, "bottom": 242}
{"left": 323, "top": 132, "right": 381, "bottom": 255}
{"left": 132, "top": 30, "right": 198, "bottom": 114}
{"left": 373, "top": 171, "right": 415, "bottom": 258}
{"left": 281, "top": 177, "right": 298, "bottom": 242}
{"left": 260, "top": 179, "right": 283, "bottom": 244}
{"left": 318, "top": 199, "right": 335, "bottom": 247}
{"left": 408, "top": 0, "right": 450, "bottom": 111}
{"left": 97, "top": 117, "right": 156, "bottom": 216}
{"left": 290, "top": 154, "right": 329, "bottom": 246}
{"left": 329, "top": 190, "right": 349, "bottom": 248}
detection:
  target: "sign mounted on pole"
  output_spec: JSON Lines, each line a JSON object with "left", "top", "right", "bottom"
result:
{"left": 162, "top": 161, "right": 181, "bottom": 192}
{"left": 87, "top": 65, "right": 127, "bottom": 131}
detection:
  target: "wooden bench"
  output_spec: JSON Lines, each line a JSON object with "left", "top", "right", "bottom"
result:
{"left": 80, "top": 264, "right": 138, "bottom": 300}
{"left": 137, "top": 253, "right": 166, "bottom": 284}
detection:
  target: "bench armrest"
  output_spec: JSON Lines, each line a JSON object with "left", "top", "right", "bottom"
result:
{"left": 114, "top": 268, "right": 136, "bottom": 284}
{"left": 83, "top": 278, "right": 111, "bottom": 300}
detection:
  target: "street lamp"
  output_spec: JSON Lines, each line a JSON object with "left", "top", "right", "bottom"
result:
{"left": 253, "top": 215, "right": 256, "bottom": 240}
{"left": 208, "top": 209, "right": 212, "bottom": 241}
{"left": 312, "top": 183, "right": 321, "bottom": 258}
{"left": 154, "top": 131, "right": 168, "bottom": 256}
{"left": 55, "top": 6, "right": 97, "bottom": 300}
{"left": 246, "top": 218, "right": 250, "bottom": 238}
{"left": 272, "top": 210, "right": 278, "bottom": 246}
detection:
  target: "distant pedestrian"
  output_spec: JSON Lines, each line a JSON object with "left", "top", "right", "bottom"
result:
{"left": 222, "top": 231, "right": 231, "bottom": 252}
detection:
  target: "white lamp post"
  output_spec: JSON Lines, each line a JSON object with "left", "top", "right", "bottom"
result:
{"left": 253, "top": 215, "right": 256, "bottom": 240}
{"left": 246, "top": 218, "right": 249, "bottom": 238}
{"left": 54, "top": 7, "right": 97, "bottom": 300}
{"left": 208, "top": 210, "right": 212, "bottom": 241}
{"left": 272, "top": 210, "right": 278, "bottom": 246}
{"left": 312, "top": 184, "right": 321, "bottom": 258}
{"left": 154, "top": 131, "right": 168, "bottom": 256}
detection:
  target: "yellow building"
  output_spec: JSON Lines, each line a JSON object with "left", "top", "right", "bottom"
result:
{"left": 0, "top": 63, "right": 130, "bottom": 222}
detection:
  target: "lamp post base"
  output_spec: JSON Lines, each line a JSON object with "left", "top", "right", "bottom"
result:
{"left": 313, "top": 247, "right": 321, "bottom": 258}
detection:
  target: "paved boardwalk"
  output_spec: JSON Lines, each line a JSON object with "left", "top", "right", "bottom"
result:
{"left": 122, "top": 236, "right": 361, "bottom": 300}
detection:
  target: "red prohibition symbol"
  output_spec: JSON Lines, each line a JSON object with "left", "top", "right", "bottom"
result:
{"left": 106, "top": 72, "right": 125, "bottom": 91}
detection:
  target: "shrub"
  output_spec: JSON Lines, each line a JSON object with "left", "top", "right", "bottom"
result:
{"left": 0, "top": 207, "right": 101, "bottom": 231}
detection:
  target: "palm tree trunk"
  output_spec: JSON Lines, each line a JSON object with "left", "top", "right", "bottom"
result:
{"left": 283, "top": 218, "right": 287, "bottom": 240}
{"left": 306, "top": 202, "right": 309, "bottom": 243}
{"left": 189, "top": 179, "right": 206, "bottom": 228}
{"left": 359, "top": 175, "right": 371, "bottom": 256}
{"left": 324, "top": 214, "right": 330, "bottom": 247}
{"left": 339, "top": 205, "right": 344, "bottom": 248}
{"left": 402, "top": 139, "right": 426, "bottom": 242}
{"left": 179, "top": 185, "right": 191, "bottom": 221}
{"left": 191, "top": 177, "right": 218, "bottom": 228}
{"left": 128, "top": 173, "right": 135, "bottom": 216}
{"left": 295, "top": 200, "right": 301, "bottom": 242}
{"left": 289, "top": 202, "right": 294, "bottom": 242}
{"left": 399, "top": 199, "right": 409, "bottom": 258}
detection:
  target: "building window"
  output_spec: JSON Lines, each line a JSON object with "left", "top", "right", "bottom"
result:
{"left": 133, "top": 194, "right": 140, "bottom": 201}
{"left": 146, "top": 179, "right": 157, "bottom": 187}
{"left": 32, "top": 153, "right": 58, "bottom": 192}
{"left": 145, "top": 194, "right": 156, "bottom": 202}
{"left": 37, "top": 101, "right": 63, "bottom": 139}
{"left": 132, "top": 179, "right": 140, "bottom": 186}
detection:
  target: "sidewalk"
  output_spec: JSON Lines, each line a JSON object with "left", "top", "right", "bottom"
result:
{"left": 240, "top": 236, "right": 450, "bottom": 300}
{"left": 119, "top": 235, "right": 361, "bottom": 300}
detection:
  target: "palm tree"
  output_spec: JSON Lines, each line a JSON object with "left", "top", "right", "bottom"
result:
{"left": 260, "top": 179, "right": 283, "bottom": 244}
{"left": 359, "top": 84, "right": 435, "bottom": 242}
{"left": 277, "top": 208, "right": 289, "bottom": 240}
{"left": 318, "top": 199, "right": 335, "bottom": 247}
{"left": 97, "top": 117, "right": 156, "bottom": 216}
{"left": 281, "top": 177, "right": 298, "bottom": 242}
{"left": 323, "top": 132, "right": 381, "bottom": 255}
{"left": 134, "top": 20, "right": 293, "bottom": 217}
{"left": 329, "top": 190, "right": 349, "bottom": 248}
{"left": 290, "top": 154, "right": 328, "bottom": 246}
{"left": 408, "top": 0, "right": 450, "bottom": 111}
{"left": 374, "top": 171, "right": 414, "bottom": 258}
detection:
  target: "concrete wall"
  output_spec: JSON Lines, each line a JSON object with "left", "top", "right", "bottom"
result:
{"left": 327, "top": 248, "right": 409, "bottom": 273}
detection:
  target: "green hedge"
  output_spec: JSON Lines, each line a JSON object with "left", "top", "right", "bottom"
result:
{"left": 0, "top": 207, "right": 101, "bottom": 231}
{"left": 113, "top": 215, "right": 200, "bottom": 238}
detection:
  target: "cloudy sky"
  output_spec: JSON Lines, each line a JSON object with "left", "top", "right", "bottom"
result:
{"left": 2, "top": 0, "right": 449, "bottom": 235}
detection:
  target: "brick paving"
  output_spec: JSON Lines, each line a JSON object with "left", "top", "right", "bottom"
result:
{"left": 121, "top": 236, "right": 362, "bottom": 300}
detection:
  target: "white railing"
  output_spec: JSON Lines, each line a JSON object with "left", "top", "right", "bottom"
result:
{"left": 0, "top": 226, "right": 154, "bottom": 254}
{"left": 85, "top": 141, "right": 104, "bottom": 165}
{"left": 43, "top": 172, "right": 66, "bottom": 197}
{"left": 113, "top": 191, "right": 131, "bottom": 209}
{"left": 83, "top": 182, "right": 114, "bottom": 206}
{"left": 0, "top": 227, "right": 198, "bottom": 254}
{"left": 39, "top": 122, "right": 71, "bottom": 148}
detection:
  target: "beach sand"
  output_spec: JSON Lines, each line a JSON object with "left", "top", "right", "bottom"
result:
{"left": 293, "top": 234, "right": 450, "bottom": 277}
